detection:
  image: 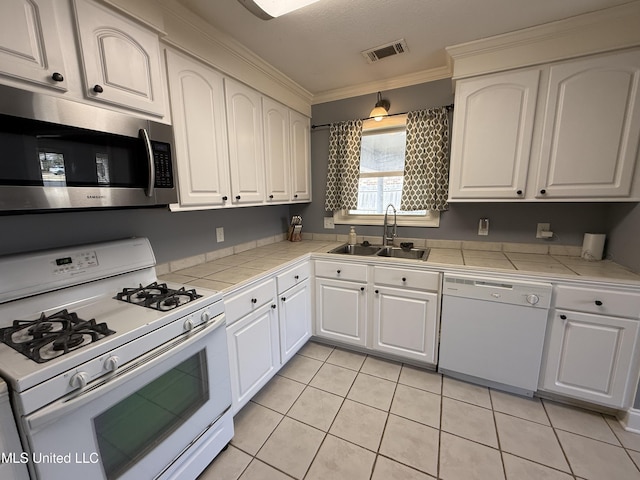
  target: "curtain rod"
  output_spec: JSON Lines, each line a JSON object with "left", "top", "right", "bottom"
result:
{"left": 310, "top": 103, "right": 454, "bottom": 130}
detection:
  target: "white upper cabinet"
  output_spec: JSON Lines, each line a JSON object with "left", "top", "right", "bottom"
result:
{"left": 166, "top": 49, "right": 231, "bottom": 207}
{"left": 73, "top": 0, "right": 165, "bottom": 116}
{"left": 0, "top": 0, "right": 67, "bottom": 91}
{"left": 290, "top": 110, "right": 311, "bottom": 202}
{"left": 449, "top": 69, "right": 540, "bottom": 199}
{"left": 225, "top": 78, "right": 266, "bottom": 205}
{"left": 535, "top": 50, "right": 640, "bottom": 199}
{"left": 449, "top": 48, "right": 640, "bottom": 202}
{"left": 263, "top": 97, "right": 291, "bottom": 203}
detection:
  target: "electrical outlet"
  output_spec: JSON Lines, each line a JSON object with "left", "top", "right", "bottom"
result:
{"left": 323, "top": 217, "right": 335, "bottom": 229}
{"left": 216, "top": 227, "right": 224, "bottom": 243}
{"left": 536, "top": 223, "right": 552, "bottom": 239}
{"left": 478, "top": 218, "right": 489, "bottom": 236}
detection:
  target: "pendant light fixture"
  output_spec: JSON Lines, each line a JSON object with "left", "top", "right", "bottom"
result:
{"left": 238, "top": 0, "right": 322, "bottom": 20}
{"left": 370, "top": 92, "right": 390, "bottom": 121}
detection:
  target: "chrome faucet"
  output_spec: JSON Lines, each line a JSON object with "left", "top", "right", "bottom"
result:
{"left": 382, "top": 204, "right": 397, "bottom": 246}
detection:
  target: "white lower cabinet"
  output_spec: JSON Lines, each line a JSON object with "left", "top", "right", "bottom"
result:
{"left": 279, "top": 280, "right": 311, "bottom": 363}
{"left": 541, "top": 310, "right": 639, "bottom": 408}
{"left": 372, "top": 286, "right": 439, "bottom": 364}
{"left": 225, "top": 279, "right": 279, "bottom": 413}
{"left": 315, "top": 278, "right": 367, "bottom": 347}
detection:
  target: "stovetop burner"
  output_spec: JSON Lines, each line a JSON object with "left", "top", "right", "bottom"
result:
{"left": 115, "top": 282, "right": 202, "bottom": 311}
{"left": 0, "top": 309, "right": 115, "bottom": 363}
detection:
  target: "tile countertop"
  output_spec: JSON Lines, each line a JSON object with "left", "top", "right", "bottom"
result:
{"left": 158, "top": 237, "right": 640, "bottom": 293}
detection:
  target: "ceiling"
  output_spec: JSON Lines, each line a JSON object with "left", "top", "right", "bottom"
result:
{"left": 175, "top": 0, "right": 633, "bottom": 101}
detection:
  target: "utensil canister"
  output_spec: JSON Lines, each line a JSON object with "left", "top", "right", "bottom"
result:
{"left": 581, "top": 233, "right": 606, "bottom": 261}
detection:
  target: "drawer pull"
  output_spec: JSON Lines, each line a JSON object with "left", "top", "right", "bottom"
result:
{"left": 337, "top": 269, "right": 341, "bottom": 274}
{"left": 540, "top": 189, "right": 546, "bottom": 195}
{"left": 360, "top": 287, "right": 365, "bottom": 292}
{"left": 93, "top": 84, "right": 104, "bottom": 93}
{"left": 294, "top": 275, "right": 299, "bottom": 280}
{"left": 271, "top": 304, "right": 276, "bottom": 309}
{"left": 52, "top": 72, "right": 64, "bottom": 82}
{"left": 251, "top": 298, "right": 257, "bottom": 304}
{"left": 236, "top": 195, "right": 241, "bottom": 200}
{"left": 595, "top": 300, "right": 603, "bottom": 306}
{"left": 375, "top": 289, "right": 379, "bottom": 294}
{"left": 402, "top": 277, "right": 407, "bottom": 282}
{"left": 560, "top": 314, "right": 567, "bottom": 320}
{"left": 281, "top": 297, "right": 286, "bottom": 302}
{"left": 222, "top": 196, "right": 228, "bottom": 201}
{"left": 516, "top": 189, "right": 523, "bottom": 195}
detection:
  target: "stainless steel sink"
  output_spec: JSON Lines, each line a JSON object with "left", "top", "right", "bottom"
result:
{"left": 328, "top": 244, "right": 382, "bottom": 256}
{"left": 376, "top": 246, "right": 430, "bottom": 260}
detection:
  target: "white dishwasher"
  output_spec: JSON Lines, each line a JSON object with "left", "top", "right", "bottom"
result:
{"left": 438, "top": 274, "right": 552, "bottom": 396}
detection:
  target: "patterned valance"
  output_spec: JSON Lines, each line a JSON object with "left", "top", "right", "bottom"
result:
{"left": 324, "top": 119, "right": 363, "bottom": 211}
{"left": 400, "top": 107, "right": 450, "bottom": 211}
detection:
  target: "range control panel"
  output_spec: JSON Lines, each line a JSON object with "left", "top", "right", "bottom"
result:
{"left": 51, "top": 251, "right": 98, "bottom": 275}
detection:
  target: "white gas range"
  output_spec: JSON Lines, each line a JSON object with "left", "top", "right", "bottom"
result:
{"left": 0, "top": 238, "right": 233, "bottom": 480}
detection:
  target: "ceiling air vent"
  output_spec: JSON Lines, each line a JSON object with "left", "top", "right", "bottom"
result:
{"left": 361, "top": 39, "right": 409, "bottom": 64}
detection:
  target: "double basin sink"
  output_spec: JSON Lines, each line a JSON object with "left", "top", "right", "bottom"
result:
{"left": 329, "top": 243, "right": 430, "bottom": 261}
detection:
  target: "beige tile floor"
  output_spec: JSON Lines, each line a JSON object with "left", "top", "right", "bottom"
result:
{"left": 199, "top": 342, "right": 640, "bottom": 480}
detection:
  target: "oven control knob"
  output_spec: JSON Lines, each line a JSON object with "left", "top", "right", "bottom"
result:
{"left": 104, "top": 356, "right": 120, "bottom": 372}
{"left": 201, "top": 311, "right": 211, "bottom": 323}
{"left": 69, "top": 372, "right": 89, "bottom": 389}
{"left": 526, "top": 294, "right": 540, "bottom": 305}
{"left": 184, "top": 319, "right": 194, "bottom": 331}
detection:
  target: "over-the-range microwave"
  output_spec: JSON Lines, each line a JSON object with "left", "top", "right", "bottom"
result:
{"left": 0, "top": 84, "right": 177, "bottom": 212}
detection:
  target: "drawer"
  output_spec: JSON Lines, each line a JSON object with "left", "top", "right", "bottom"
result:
{"left": 277, "top": 262, "right": 310, "bottom": 293}
{"left": 315, "top": 260, "right": 367, "bottom": 283}
{"left": 374, "top": 266, "right": 440, "bottom": 291}
{"left": 554, "top": 285, "right": 640, "bottom": 318}
{"left": 224, "top": 279, "right": 276, "bottom": 325}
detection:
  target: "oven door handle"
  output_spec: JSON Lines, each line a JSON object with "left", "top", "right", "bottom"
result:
{"left": 26, "top": 314, "right": 225, "bottom": 433}
{"left": 139, "top": 128, "right": 155, "bottom": 198}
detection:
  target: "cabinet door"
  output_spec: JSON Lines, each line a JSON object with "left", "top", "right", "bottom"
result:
{"left": 290, "top": 110, "right": 311, "bottom": 202}
{"left": 226, "top": 302, "right": 280, "bottom": 413}
{"left": 315, "top": 278, "right": 367, "bottom": 347}
{"left": 279, "top": 280, "right": 311, "bottom": 364}
{"left": 536, "top": 50, "right": 640, "bottom": 198}
{"left": 73, "top": 0, "right": 165, "bottom": 116}
{"left": 263, "top": 97, "right": 290, "bottom": 203}
{"left": 373, "top": 286, "right": 439, "bottom": 364}
{"left": 0, "top": 0, "right": 67, "bottom": 91}
{"left": 541, "top": 310, "right": 640, "bottom": 408}
{"left": 166, "top": 50, "right": 230, "bottom": 207}
{"left": 449, "top": 69, "right": 540, "bottom": 199}
{"left": 225, "top": 78, "right": 265, "bottom": 205}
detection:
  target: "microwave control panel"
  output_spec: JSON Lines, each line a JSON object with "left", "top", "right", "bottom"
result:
{"left": 152, "top": 141, "right": 174, "bottom": 188}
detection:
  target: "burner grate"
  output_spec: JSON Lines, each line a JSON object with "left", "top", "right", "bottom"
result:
{"left": 0, "top": 309, "right": 115, "bottom": 363}
{"left": 115, "top": 282, "right": 202, "bottom": 311}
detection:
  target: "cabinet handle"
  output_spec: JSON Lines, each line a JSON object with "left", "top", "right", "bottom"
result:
{"left": 560, "top": 314, "right": 567, "bottom": 320}
{"left": 336, "top": 270, "right": 341, "bottom": 274}
{"left": 93, "top": 84, "right": 104, "bottom": 93}
{"left": 595, "top": 300, "right": 603, "bottom": 306}
{"left": 402, "top": 277, "right": 407, "bottom": 282}
{"left": 51, "top": 72, "right": 64, "bottom": 82}
{"left": 235, "top": 195, "right": 241, "bottom": 200}
{"left": 251, "top": 298, "right": 257, "bottom": 304}
{"left": 281, "top": 297, "right": 286, "bottom": 302}
{"left": 294, "top": 194, "right": 298, "bottom": 198}
{"left": 516, "top": 190, "right": 523, "bottom": 195}
{"left": 222, "top": 196, "right": 228, "bottom": 201}
{"left": 375, "top": 289, "right": 379, "bottom": 294}
{"left": 360, "top": 287, "right": 365, "bottom": 292}
{"left": 271, "top": 304, "right": 276, "bottom": 309}
{"left": 269, "top": 195, "right": 274, "bottom": 199}
{"left": 540, "top": 189, "right": 546, "bottom": 195}
{"left": 294, "top": 275, "right": 299, "bottom": 280}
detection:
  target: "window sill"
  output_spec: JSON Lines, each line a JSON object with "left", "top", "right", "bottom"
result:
{"left": 333, "top": 210, "right": 440, "bottom": 228}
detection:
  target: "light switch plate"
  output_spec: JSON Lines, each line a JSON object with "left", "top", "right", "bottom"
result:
{"left": 216, "top": 227, "right": 224, "bottom": 243}
{"left": 323, "top": 217, "right": 335, "bottom": 229}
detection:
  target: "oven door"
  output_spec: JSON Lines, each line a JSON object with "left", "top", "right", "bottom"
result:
{"left": 23, "top": 315, "right": 231, "bottom": 480}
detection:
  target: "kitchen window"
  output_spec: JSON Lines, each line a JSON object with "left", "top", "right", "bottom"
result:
{"left": 334, "top": 116, "right": 440, "bottom": 227}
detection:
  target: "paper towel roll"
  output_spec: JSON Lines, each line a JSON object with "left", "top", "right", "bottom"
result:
{"left": 581, "top": 233, "right": 606, "bottom": 261}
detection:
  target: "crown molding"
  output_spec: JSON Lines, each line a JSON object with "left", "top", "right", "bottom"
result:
{"left": 311, "top": 65, "right": 452, "bottom": 105}
{"left": 157, "top": 0, "right": 313, "bottom": 115}
{"left": 446, "top": 1, "right": 640, "bottom": 79}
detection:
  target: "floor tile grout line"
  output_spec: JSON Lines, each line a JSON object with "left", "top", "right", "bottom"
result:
{"left": 540, "top": 397, "right": 577, "bottom": 478}
{"left": 436, "top": 369, "right": 443, "bottom": 480}
{"left": 488, "top": 388, "right": 508, "bottom": 480}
